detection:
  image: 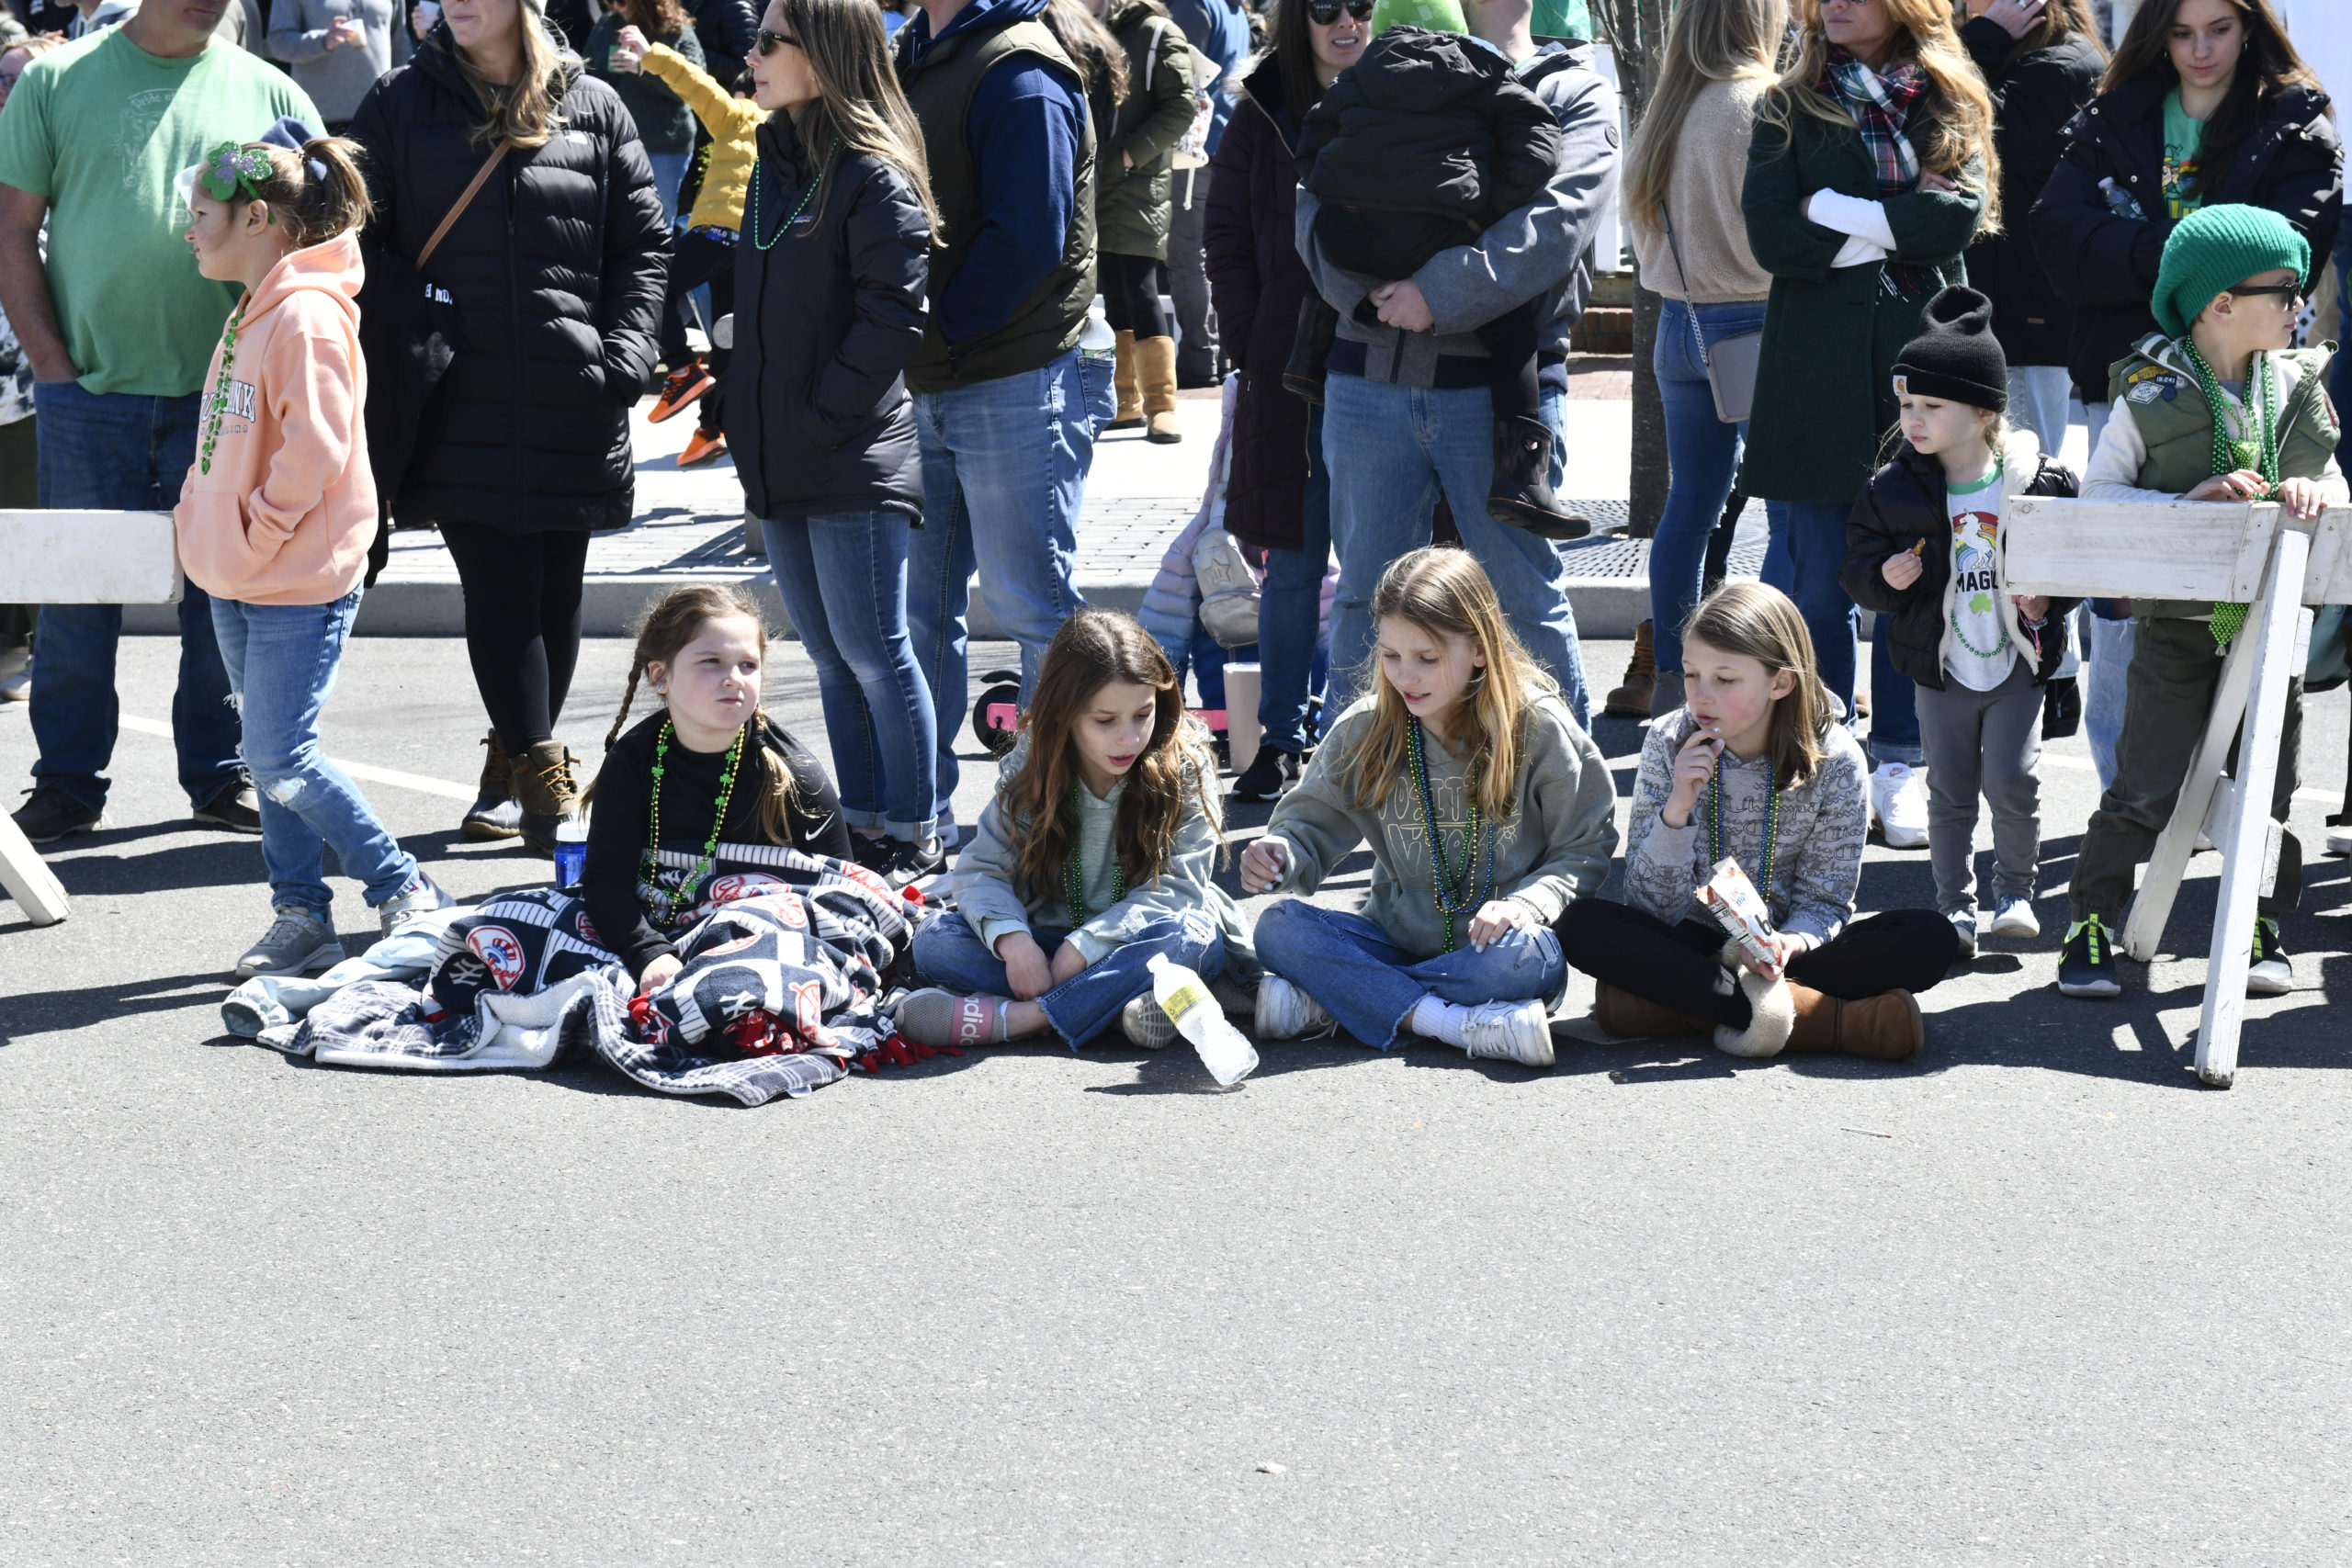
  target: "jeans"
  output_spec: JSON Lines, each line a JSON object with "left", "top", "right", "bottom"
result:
{"left": 1773, "top": 498, "right": 1918, "bottom": 761}
{"left": 28, "top": 380, "right": 243, "bottom": 812}
{"left": 763, "top": 509, "right": 938, "bottom": 841}
{"left": 647, "top": 151, "right": 691, "bottom": 224}
{"left": 908, "top": 349, "right": 1099, "bottom": 833}
{"left": 1914, "top": 660, "right": 2042, "bottom": 914}
{"left": 2082, "top": 610, "right": 2136, "bottom": 790}
{"left": 1253, "top": 899, "right": 1566, "bottom": 1049}
{"left": 1322, "top": 371, "right": 1590, "bottom": 727}
{"left": 910, "top": 908, "right": 1224, "bottom": 1049}
{"left": 211, "top": 590, "right": 420, "bottom": 916}
{"left": 2006, "top": 366, "right": 2073, "bottom": 453}
{"left": 1258, "top": 402, "right": 1332, "bottom": 753}
{"left": 1652, "top": 298, "right": 1762, "bottom": 675}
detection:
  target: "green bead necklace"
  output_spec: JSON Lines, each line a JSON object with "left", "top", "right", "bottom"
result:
{"left": 1707, "top": 751, "right": 1781, "bottom": 908}
{"left": 198, "top": 304, "right": 246, "bottom": 476}
{"left": 746, "top": 137, "right": 840, "bottom": 251}
{"left": 2180, "top": 342, "right": 2279, "bottom": 649}
{"left": 1064, "top": 782, "right": 1125, "bottom": 931}
{"left": 643, "top": 717, "right": 744, "bottom": 924}
{"left": 1406, "top": 716, "right": 1492, "bottom": 953}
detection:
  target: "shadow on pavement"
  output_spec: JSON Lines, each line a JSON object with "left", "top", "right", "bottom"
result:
{"left": 0, "top": 971, "right": 228, "bottom": 1043}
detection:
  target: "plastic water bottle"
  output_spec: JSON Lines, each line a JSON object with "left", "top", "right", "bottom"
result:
{"left": 1148, "top": 953, "right": 1258, "bottom": 1087}
{"left": 553, "top": 817, "right": 589, "bottom": 892}
{"left": 1080, "top": 295, "right": 1116, "bottom": 360}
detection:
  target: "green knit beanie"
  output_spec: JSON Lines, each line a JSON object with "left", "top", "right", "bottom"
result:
{"left": 1369, "top": 0, "right": 1466, "bottom": 35}
{"left": 2151, "top": 203, "right": 2311, "bottom": 338}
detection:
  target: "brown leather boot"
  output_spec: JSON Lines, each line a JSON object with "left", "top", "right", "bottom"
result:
{"left": 1110, "top": 329, "right": 1142, "bottom": 428}
{"left": 1785, "top": 983, "right": 1922, "bottom": 1061}
{"left": 1604, "top": 620, "right": 1655, "bottom": 717}
{"left": 513, "top": 739, "right": 581, "bottom": 858}
{"left": 1137, "top": 334, "right": 1182, "bottom": 444}
{"left": 461, "top": 730, "right": 522, "bottom": 840}
{"left": 1594, "top": 981, "right": 1713, "bottom": 1039}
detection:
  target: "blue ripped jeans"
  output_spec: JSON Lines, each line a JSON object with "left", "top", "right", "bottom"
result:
{"left": 1651, "top": 298, "right": 1761, "bottom": 677}
{"left": 910, "top": 908, "right": 1224, "bottom": 1049}
{"left": 1252, "top": 899, "right": 1565, "bottom": 1049}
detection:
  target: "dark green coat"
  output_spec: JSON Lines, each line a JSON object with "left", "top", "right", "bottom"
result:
{"left": 1094, "top": 0, "right": 1198, "bottom": 260}
{"left": 1740, "top": 104, "right": 1986, "bottom": 503}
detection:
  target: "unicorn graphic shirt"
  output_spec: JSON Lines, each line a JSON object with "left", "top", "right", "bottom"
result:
{"left": 1944, "top": 464, "right": 2015, "bottom": 691}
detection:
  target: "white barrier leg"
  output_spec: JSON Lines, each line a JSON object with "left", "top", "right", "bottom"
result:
{"left": 2195, "top": 528, "right": 2309, "bottom": 1089}
{"left": 0, "top": 810, "right": 69, "bottom": 926}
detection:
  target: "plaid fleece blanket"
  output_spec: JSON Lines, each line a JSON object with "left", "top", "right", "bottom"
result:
{"left": 271, "top": 853, "right": 923, "bottom": 1107}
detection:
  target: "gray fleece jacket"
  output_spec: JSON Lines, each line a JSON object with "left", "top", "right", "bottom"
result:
{"left": 950, "top": 729, "right": 1256, "bottom": 976}
{"left": 1258, "top": 693, "right": 1618, "bottom": 959}
{"left": 1294, "top": 37, "right": 1621, "bottom": 389}
{"left": 1623, "top": 707, "right": 1870, "bottom": 950}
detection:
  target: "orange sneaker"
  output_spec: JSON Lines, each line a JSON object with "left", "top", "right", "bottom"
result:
{"left": 649, "top": 358, "right": 714, "bottom": 423}
{"left": 677, "top": 428, "right": 729, "bottom": 468}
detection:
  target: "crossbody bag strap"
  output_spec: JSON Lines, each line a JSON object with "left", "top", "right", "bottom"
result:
{"left": 416, "top": 139, "right": 514, "bottom": 271}
{"left": 1658, "top": 201, "right": 1713, "bottom": 374}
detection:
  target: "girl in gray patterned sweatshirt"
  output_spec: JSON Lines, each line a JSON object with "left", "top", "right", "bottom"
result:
{"left": 1558, "top": 582, "right": 1959, "bottom": 1061}
{"left": 899, "top": 612, "right": 1250, "bottom": 1052}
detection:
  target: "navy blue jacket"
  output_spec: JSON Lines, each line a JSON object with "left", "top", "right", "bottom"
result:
{"left": 1162, "top": 0, "right": 1249, "bottom": 155}
{"left": 897, "top": 0, "right": 1088, "bottom": 346}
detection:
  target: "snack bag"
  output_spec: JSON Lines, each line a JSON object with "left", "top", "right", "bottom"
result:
{"left": 1697, "top": 856, "right": 1777, "bottom": 970}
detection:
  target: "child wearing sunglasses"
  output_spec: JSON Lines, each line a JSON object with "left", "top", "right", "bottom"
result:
{"left": 2060, "top": 203, "right": 2346, "bottom": 1003}
{"left": 1288, "top": 10, "right": 1582, "bottom": 538}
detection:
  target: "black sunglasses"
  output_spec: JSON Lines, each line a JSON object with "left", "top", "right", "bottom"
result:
{"left": 2227, "top": 282, "right": 2303, "bottom": 304}
{"left": 755, "top": 28, "right": 800, "bottom": 54}
{"left": 1306, "top": 0, "right": 1374, "bottom": 23}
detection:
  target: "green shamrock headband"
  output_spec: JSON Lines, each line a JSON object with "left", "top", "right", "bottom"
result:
{"left": 199, "top": 141, "right": 277, "bottom": 220}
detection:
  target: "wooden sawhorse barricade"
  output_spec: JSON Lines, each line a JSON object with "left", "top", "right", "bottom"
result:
{"left": 0, "top": 511, "right": 183, "bottom": 929}
{"left": 2008, "top": 496, "right": 2345, "bottom": 1089}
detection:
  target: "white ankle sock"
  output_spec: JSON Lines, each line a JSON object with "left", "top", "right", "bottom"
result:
{"left": 1409, "top": 996, "right": 1471, "bottom": 1047}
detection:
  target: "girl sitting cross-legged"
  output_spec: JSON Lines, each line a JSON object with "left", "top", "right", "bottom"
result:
{"left": 1558, "top": 581, "right": 1958, "bottom": 1061}
{"left": 898, "top": 611, "right": 1252, "bottom": 1052}
{"left": 1241, "top": 547, "right": 1620, "bottom": 1068}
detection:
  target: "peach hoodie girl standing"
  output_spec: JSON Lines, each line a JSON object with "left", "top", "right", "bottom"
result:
{"left": 175, "top": 130, "right": 450, "bottom": 984}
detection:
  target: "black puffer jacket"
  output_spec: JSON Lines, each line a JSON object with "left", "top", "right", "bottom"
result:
{"left": 2030, "top": 73, "right": 2342, "bottom": 404}
{"left": 726, "top": 114, "right": 929, "bottom": 523}
{"left": 1959, "top": 17, "right": 2103, "bottom": 370}
{"left": 1838, "top": 433, "right": 2081, "bottom": 692}
{"left": 1295, "top": 25, "right": 1559, "bottom": 281}
{"left": 350, "top": 27, "right": 672, "bottom": 534}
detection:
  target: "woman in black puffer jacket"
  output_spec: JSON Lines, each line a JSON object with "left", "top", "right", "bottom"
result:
{"left": 351, "top": 1, "right": 671, "bottom": 853}
{"left": 729, "top": 0, "right": 942, "bottom": 885}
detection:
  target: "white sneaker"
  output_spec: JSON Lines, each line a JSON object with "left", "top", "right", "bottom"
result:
{"left": 1459, "top": 999, "right": 1556, "bottom": 1068}
{"left": 1120, "top": 992, "right": 1178, "bottom": 1049}
{"left": 2327, "top": 826, "right": 2352, "bottom": 858}
{"left": 1989, "top": 896, "right": 2040, "bottom": 940}
{"left": 1254, "top": 975, "right": 1335, "bottom": 1041}
{"left": 1870, "top": 762, "right": 1928, "bottom": 849}
{"left": 1946, "top": 908, "right": 1977, "bottom": 961}
{"left": 0, "top": 648, "right": 28, "bottom": 704}
{"left": 2248, "top": 919, "right": 2293, "bottom": 997}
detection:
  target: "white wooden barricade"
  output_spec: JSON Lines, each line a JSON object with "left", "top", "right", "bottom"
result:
{"left": 2007, "top": 497, "right": 2343, "bottom": 1088}
{"left": 0, "top": 510, "right": 183, "bottom": 928}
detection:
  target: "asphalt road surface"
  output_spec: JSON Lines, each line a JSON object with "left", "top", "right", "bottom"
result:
{"left": 4, "top": 634, "right": 2349, "bottom": 1565}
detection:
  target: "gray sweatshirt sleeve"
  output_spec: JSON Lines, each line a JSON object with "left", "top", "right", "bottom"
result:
{"left": 1623, "top": 717, "right": 1703, "bottom": 926}
{"left": 949, "top": 787, "right": 1037, "bottom": 955}
{"left": 1259, "top": 704, "right": 1375, "bottom": 895}
{"left": 1502, "top": 711, "right": 1621, "bottom": 925}
{"left": 1775, "top": 751, "right": 1865, "bottom": 949}
{"left": 1295, "top": 185, "right": 1376, "bottom": 321}
{"left": 1414, "top": 67, "right": 1622, "bottom": 338}
{"left": 1069, "top": 776, "right": 1222, "bottom": 964}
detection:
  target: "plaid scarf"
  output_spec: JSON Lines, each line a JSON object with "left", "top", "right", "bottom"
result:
{"left": 1821, "top": 46, "right": 1926, "bottom": 196}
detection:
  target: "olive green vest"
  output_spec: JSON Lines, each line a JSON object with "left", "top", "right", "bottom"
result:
{"left": 2104, "top": 334, "right": 2341, "bottom": 620}
{"left": 901, "top": 18, "right": 1097, "bottom": 394}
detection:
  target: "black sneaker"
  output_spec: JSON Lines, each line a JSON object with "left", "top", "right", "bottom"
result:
{"left": 1229, "top": 747, "right": 1299, "bottom": 804}
{"left": 850, "top": 833, "right": 894, "bottom": 873}
{"left": 2248, "top": 918, "right": 2293, "bottom": 996}
{"left": 193, "top": 784, "right": 264, "bottom": 834}
{"left": 2058, "top": 914, "right": 2122, "bottom": 998}
{"left": 12, "top": 785, "right": 104, "bottom": 843}
{"left": 880, "top": 836, "right": 946, "bottom": 890}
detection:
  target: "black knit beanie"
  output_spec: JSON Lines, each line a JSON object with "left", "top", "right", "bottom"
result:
{"left": 1891, "top": 286, "right": 2008, "bottom": 411}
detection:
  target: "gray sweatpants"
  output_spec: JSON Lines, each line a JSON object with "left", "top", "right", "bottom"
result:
{"left": 1917, "top": 658, "right": 2043, "bottom": 914}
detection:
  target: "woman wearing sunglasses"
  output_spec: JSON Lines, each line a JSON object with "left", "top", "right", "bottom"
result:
{"left": 730, "top": 0, "right": 948, "bottom": 886}
{"left": 1204, "top": 0, "right": 1366, "bottom": 803}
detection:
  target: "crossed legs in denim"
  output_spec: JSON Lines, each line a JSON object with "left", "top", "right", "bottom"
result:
{"left": 911, "top": 908, "right": 1224, "bottom": 1049}
{"left": 1252, "top": 899, "right": 1566, "bottom": 1049}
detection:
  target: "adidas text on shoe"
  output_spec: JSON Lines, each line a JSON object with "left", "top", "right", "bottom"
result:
{"left": 1254, "top": 975, "right": 1335, "bottom": 1041}
{"left": 2057, "top": 915, "right": 2122, "bottom": 998}
{"left": 1459, "top": 999, "right": 1556, "bottom": 1068}
{"left": 2248, "top": 918, "right": 2293, "bottom": 997}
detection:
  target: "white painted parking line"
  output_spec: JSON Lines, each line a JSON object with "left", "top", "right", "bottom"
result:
{"left": 118, "top": 715, "right": 477, "bottom": 803}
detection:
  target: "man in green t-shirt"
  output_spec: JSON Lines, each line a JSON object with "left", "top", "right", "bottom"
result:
{"left": 0, "top": 0, "right": 317, "bottom": 844}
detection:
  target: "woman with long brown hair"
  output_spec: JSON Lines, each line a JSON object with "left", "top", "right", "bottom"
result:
{"left": 1739, "top": 0, "right": 1997, "bottom": 845}
{"left": 732, "top": 0, "right": 944, "bottom": 886}
{"left": 350, "top": 0, "right": 672, "bottom": 855}
{"left": 2029, "top": 0, "right": 2339, "bottom": 788}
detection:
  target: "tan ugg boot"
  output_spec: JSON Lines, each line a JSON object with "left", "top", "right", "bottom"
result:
{"left": 1604, "top": 620, "right": 1655, "bottom": 717}
{"left": 1110, "top": 329, "right": 1143, "bottom": 429}
{"left": 514, "top": 739, "right": 581, "bottom": 858}
{"left": 1594, "top": 981, "right": 1713, "bottom": 1040}
{"left": 1712, "top": 966, "right": 1795, "bottom": 1058}
{"left": 1783, "top": 982, "right": 1922, "bottom": 1061}
{"left": 1137, "top": 333, "right": 1182, "bottom": 444}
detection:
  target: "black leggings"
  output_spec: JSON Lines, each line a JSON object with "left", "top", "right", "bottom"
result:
{"left": 439, "top": 524, "right": 594, "bottom": 755}
{"left": 1100, "top": 250, "right": 1170, "bottom": 340}
{"left": 659, "top": 229, "right": 739, "bottom": 433}
{"left": 1557, "top": 899, "right": 1957, "bottom": 1030}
